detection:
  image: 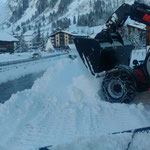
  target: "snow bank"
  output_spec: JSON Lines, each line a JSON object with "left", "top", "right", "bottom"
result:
{"left": 0, "top": 57, "right": 150, "bottom": 150}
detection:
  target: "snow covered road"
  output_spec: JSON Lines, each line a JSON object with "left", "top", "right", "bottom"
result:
{"left": 0, "top": 57, "right": 150, "bottom": 150}
{"left": 0, "top": 71, "right": 44, "bottom": 103}
{"left": 0, "top": 53, "right": 67, "bottom": 84}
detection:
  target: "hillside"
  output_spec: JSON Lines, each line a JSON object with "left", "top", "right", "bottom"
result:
{"left": 0, "top": 1, "right": 10, "bottom": 28}
{"left": 4, "top": 0, "right": 137, "bottom": 35}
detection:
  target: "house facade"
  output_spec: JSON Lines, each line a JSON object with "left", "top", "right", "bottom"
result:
{"left": 23, "top": 30, "right": 35, "bottom": 47}
{"left": 127, "top": 22, "right": 146, "bottom": 35}
{"left": 0, "top": 32, "right": 18, "bottom": 53}
{"left": 50, "top": 31, "right": 88, "bottom": 50}
{"left": 126, "top": 22, "right": 146, "bottom": 47}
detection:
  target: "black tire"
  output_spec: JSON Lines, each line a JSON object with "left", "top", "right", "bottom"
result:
{"left": 102, "top": 69, "right": 136, "bottom": 103}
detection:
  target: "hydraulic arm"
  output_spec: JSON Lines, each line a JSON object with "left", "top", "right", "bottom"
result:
{"left": 106, "top": 2, "right": 150, "bottom": 32}
{"left": 95, "top": 2, "right": 150, "bottom": 44}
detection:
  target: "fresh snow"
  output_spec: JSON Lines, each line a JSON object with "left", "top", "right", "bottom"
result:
{"left": 0, "top": 55, "right": 150, "bottom": 150}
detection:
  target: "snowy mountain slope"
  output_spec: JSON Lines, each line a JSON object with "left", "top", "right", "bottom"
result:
{"left": 0, "top": 1, "right": 10, "bottom": 26}
{"left": 4, "top": 0, "right": 136, "bottom": 34}
{"left": 0, "top": 56, "right": 150, "bottom": 150}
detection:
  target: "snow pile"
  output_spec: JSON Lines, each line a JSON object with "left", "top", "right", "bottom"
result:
{"left": 0, "top": 57, "right": 150, "bottom": 150}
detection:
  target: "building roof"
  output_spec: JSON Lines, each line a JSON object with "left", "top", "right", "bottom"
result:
{"left": 24, "top": 36, "right": 34, "bottom": 42}
{"left": 127, "top": 22, "right": 146, "bottom": 30}
{"left": 50, "top": 30, "right": 88, "bottom": 37}
{"left": 23, "top": 30, "right": 35, "bottom": 36}
{"left": 0, "top": 31, "right": 19, "bottom": 42}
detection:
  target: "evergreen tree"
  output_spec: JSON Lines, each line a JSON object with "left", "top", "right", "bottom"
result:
{"left": 23, "top": 0, "right": 29, "bottom": 11}
{"left": 16, "top": 25, "right": 21, "bottom": 31}
{"left": 73, "top": 16, "right": 76, "bottom": 24}
{"left": 15, "top": 37, "right": 28, "bottom": 53}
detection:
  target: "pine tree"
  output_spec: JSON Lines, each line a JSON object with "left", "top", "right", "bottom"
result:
{"left": 73, "top": 16, "right": 76, "bottom": 24}
{"left": 16, "top": 37, "right": 28, "bottom": 53}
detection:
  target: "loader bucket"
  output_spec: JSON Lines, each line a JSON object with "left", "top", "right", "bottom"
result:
{"left": 74, "top": 38, "right": 134, "bottom": 76}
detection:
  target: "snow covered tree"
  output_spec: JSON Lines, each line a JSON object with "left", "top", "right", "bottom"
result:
{"left": 16, "top": 25, "right": 21, "bottom": 31}
{"left": 46, "top": 38, "right": 54, "bottom": 52}
{"left": 15, "top": 37, "right": 28, "bottom": 53}
{"left": 73, "top": 16, "right": 76, "bottom": 24}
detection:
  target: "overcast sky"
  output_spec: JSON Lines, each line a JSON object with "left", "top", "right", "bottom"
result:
{"left": 1, "top": 0, "right": 6, "bottom": 2}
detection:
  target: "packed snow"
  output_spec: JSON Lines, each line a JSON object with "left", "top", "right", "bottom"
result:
{"left": 0, "top": 55, "right": 150, "bottom": 150}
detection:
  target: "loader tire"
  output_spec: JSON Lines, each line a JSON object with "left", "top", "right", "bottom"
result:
{"left": 102, "top": 69, "right": 136, "bottom": 103}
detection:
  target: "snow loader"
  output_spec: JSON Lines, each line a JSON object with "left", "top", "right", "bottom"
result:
{"left": 74, "top": 2, "right": 150, "bottom": 103}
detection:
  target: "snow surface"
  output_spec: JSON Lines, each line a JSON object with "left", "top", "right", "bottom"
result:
{"left": 0, "top": 56, "right": 150, "bottom": 150}
{"left": 0, "top": 51, "right": 65, "bottom": 63}
{"left": 0, "top": 53, "right": 31, "bottom": 63}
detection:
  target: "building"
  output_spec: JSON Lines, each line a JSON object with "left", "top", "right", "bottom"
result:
{"left": 126, "top": 21, "right": 146, "bottom": 48}
{"left": 0, "top": 32, "right": 18, "bottom": 53}
{"left": 49, "top": 30, "right": 88, "bottom": 50}
{"left": 127, "top": 22, "right": 146, "bottom": 35}
{"left": 23, "top": 30, "right": 35, "bottom": 47}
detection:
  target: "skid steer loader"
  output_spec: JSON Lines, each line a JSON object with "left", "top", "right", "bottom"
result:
{"left": 74, "top": 2, "right": 150, "bottom": 103}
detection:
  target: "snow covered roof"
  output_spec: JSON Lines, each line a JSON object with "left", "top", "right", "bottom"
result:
{"left": 23, "top": 30, "right": 35, "bottom": 42}
{"left": 127, "top": 22, "right": 146, "bottom": 30}
{"left": 24, "top": 36, "right": 34, "bottom": 42}
{"left": 0, "top": 31, "right": 19, "bottom": 42}
{"left": 126, "top": 18, "right": 146, "bottom": 30}
{"left": 50, "top": 30, "right": 88, "bottom": 37}
{"left": 23, "top": 30, "right": 35, "bottom": 36}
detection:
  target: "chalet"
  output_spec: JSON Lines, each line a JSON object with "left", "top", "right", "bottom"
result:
{"left": 49, "top": 30, "right": 88, "bottom": 50}
{"left": 127, "top": 22, "right": 146, "bottom": 35}
{"left": 0, "top": 32, "right": 18, "bottom": 53}
{"left": 125, "top": 21, "right": 147, "bottom": 48}
{"left": 23, "top": 30, "right": 35, "bottom": 47}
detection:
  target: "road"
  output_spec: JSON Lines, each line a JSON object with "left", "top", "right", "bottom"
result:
{"left": 0, "top": 53, "right": 69, "bottom": 103}
{"left": 0, "top": 71, "right": 44, "bottom": 103}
